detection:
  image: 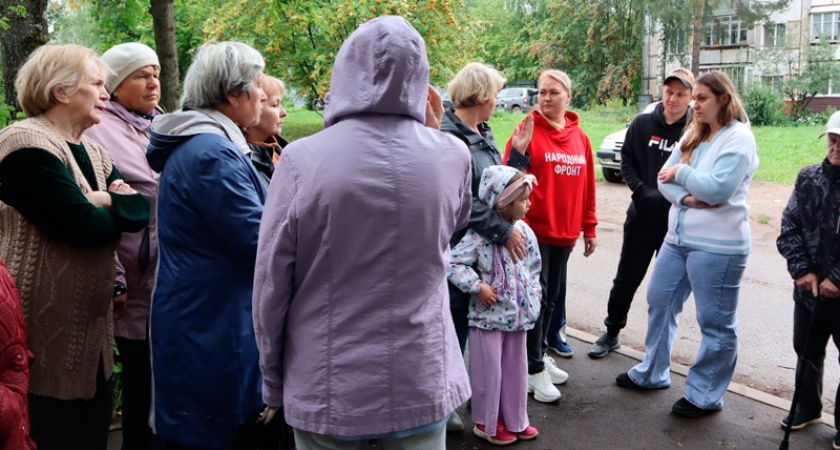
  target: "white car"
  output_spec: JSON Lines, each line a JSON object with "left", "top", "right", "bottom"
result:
{"left": 595, "top": 102, "right": 658, "bottom": 183}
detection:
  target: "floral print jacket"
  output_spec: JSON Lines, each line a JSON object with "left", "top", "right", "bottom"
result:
{"left": 448, "top": 220, "right": 542, "bottom": 332}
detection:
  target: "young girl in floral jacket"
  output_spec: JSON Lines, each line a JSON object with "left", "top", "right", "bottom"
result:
{"left": 448, "top": 165, "right": 542, "bottom": 445}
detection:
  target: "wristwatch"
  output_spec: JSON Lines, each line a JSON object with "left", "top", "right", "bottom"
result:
{"left": 114, "top": 283, "right": 128, "bottom": 297}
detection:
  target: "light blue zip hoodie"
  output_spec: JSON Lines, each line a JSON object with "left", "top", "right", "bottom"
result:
{"left": 658, "top": 120, "right": 759, "bottom": 255}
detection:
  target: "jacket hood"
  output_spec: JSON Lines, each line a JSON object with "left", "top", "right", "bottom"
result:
{"left": 527, "top": 109, "right": 582, "bottom": 148}
{"left": 532, "top": 109, "right": 580, "bottom": 131}
{"left": 651, "top": 102, "right": 690, "bottom": 129}
{"left": 322, "top": 16, "right": 429, "bottom": 128}
{"left": 478, "top": 165, "right": 522, "bottom": 209}
{"left": 105, "top": 101, "right": 163, "bottom": 131}
{"left": 146, "top": 108, "right": 249, "bottom": 172}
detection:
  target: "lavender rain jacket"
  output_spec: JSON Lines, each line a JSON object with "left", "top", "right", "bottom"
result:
{"left": 87, "top": 101, "right": 162, "bottom": 340}
{"left": 253, "top": 16, "right": 473, "bottom": 437}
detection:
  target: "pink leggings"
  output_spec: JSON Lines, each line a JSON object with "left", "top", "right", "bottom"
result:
{"left": 469, "top": 328, "right": 529, "bottom": 436}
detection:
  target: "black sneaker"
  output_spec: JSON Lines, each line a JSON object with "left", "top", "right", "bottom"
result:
{"left": 588, "top": 333, "right": 621, "bottom": 359}
{"left": 615, "top": 372, "right": 668, "bottom": 391}
{"left": 671, "top": 397, "right": 721, "bottom": 418}
{"left": 780, "top": 410, "right": 822, "bottom": 431}
{"left": 833, "top": 430, "right": 840, "bottom": 450}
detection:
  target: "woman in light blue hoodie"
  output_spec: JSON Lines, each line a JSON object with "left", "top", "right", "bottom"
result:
{"left": 617, "top": 70, "right": 758, "bottom": 418}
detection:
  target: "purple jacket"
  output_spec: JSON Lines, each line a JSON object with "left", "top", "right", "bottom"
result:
{"left": 87, "top": 101, "right": 161, "bottom": 340}
{"left": 253, "top": 16, "right": 472, "bottom": 437}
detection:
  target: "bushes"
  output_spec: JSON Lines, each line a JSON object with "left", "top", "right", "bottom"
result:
{"left": 743, "top": 85, "right": 784, "bottom": 126}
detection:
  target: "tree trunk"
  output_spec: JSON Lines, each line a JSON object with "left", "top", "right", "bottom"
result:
{"left": 0, "top": 0, "right": 48, "bottom": 111}
{"left": 150, "top": 0, "right": 179, "bottom": 112}
{"left": 691, "top": 0, "right": 704, "bottom": 77}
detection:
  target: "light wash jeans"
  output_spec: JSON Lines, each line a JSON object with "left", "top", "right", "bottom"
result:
{"left": 628, "top": 242, "right": 747, "bottom": 410}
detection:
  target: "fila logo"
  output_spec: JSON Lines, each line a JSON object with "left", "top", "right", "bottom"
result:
{"left": 648, "top": 135, "right": 675, "bottom": 152}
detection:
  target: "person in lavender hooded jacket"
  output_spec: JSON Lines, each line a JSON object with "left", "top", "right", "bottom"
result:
{"left": 86, "top": 42, "right": 164, "bottom": 450}
{"left": 253, "top": 15, "right": 472, "bottom": 449}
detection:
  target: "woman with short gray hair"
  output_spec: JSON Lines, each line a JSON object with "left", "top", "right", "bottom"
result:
{"left": 145, "top": 41, "right": 268, "bottom": 449}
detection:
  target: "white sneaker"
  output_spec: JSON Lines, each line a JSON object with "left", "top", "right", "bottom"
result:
{"left": 527, "top": 370, "right": 561, "bottom": 403}
{"left": 543, "top": 354, "right": 569, "bottom": 385}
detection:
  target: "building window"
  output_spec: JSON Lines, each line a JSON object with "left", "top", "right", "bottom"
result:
{"left": 703, "top": 15, "right": 747, "bottom": 46}
{"left": 703, "top": 66, "right": 746, "bottom": 91}
{"left": 762, "top": 75, "right": 784, "bottom": 94}
{"left": 811, "top": 12, "right": 840, "bottom": 42}
{"left": 764, "top": 23, "right": 786, "bottom": 47}
{"left": 666, "top": 27, "right": 689, "bottom": 55}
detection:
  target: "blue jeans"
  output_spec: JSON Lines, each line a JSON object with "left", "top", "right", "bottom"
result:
{"left": 628, "top": 242, "right": 747, "bottom": 410}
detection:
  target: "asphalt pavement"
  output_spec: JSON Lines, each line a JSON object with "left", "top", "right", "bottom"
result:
{"left": 109, "top": 328, "right": 838, "bottom": 450}
{"left": 445, "top": 329, "right": 837, "bottom": 450}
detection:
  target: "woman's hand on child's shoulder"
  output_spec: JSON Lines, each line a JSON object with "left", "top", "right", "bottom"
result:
{"left": 477, "top": 283, "right": 498, "bottom": 307}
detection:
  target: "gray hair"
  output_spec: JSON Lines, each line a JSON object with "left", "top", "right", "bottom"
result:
{"left": 181, "top": 41, "right": 265, "bottom": 109}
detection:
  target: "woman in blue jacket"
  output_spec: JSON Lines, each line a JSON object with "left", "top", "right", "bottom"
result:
{"left": 145, "top": 41, "right": 267, "bottom": 449}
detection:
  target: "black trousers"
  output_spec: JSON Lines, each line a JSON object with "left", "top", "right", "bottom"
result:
{"left": 526, "top": 243, "right": 572, "bottom": 374}
{"left": 448, "top": 284, "right": 470, "bottom": 354}
{"left": 603, "top": 216, "right": 667, "bottom": 336}
{"left": 29, "top": 357, "right": 113, "bottom": 450}
{"left": 791, "top": 301, "right": 840, "bottom": 428}
{"left": 116, "top": 337, "right": 164, "bottom": 450}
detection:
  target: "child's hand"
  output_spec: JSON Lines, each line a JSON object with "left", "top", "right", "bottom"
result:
{"left": 476, "top": 283, "right": 498, "bottom": 307}
{"left": 658, "top": 164, "right": 683, "bottom": 183}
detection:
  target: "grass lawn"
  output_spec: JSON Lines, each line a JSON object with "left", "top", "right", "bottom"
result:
{"left": 282, "top": 107, "right": 827, "bottom": 185}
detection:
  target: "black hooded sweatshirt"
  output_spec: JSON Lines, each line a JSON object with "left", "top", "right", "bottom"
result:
{"left": 621, "top": 102, "right": 690, "bottom": 225}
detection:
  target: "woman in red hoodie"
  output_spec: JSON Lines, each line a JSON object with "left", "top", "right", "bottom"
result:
{"left": 504, "top": 69, "right": 598, "bottom": 404}
{"left": 0, "top": 259, "right": 35, "bottom": 449}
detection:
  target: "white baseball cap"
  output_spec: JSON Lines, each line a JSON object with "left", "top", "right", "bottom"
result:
{"left": 820, "top": 110, "right": 840, "bottom": 138}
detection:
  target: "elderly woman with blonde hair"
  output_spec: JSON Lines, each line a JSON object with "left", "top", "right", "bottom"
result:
{"left": 0, "top": 44, "right": 151, "bottom": 450}
{"left": 504, "top": 69, "right": 597, "bottom": 404}
{"left": 242, "top": 75, "right": 289, "bottom": 187}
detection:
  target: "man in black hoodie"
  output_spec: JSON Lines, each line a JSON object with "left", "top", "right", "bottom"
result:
{"left": 589, "top": 68, "right": 694, "bottom": 358}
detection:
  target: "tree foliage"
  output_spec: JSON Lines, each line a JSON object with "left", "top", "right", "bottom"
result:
{"left": 760, "top": 39, "right": 840, "bottom": 119}
{"left": 468, "top": 0, "right": 645, "bottom": 106}
{"left": 1, "top": 0, "right": 49, "bottom": 111}
{"left": 467, "top": 0, "right": 546, "bottom": 82}
{"left": 204, "top": 0, "right": 476, "bottom": 102}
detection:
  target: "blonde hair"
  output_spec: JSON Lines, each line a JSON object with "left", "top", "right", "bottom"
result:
{"left": 538, "top": 69, "right": 572, "bottom": 96}
{"left": 680, "top": 70, "right": 746, "bottom": 162}
{"left": 262, "top": 75, "right": 286, "bottom": 99}
{"left": 15, "top": 44, "right": 107, "bottom": 117}
{"left": 447, "top": 62, "right": 506, "bottom": 109}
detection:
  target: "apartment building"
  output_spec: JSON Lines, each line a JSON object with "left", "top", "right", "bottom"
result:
{"left": 643, "top": 0, "right": 840, "bottom": 112}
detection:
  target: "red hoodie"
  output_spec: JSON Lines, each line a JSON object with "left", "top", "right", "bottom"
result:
{"left": 0, "top": 260, "right": 34, "bottom": 450}
{"left": 504, "top": 110, "right": 597, "bottom": 246}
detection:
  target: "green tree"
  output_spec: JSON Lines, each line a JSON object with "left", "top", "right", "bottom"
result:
{"left": 204, "top": 0, "right": 476, "bottom": 102}
{"left": 467, "top": 0, "right": 547, "bottom": 82}
{"left": 532, "top": 0, "right": 644, "bottom": 105}
{"left": 1, "top": 0, "right": 49, "bottom": 112}
{"left": 779, "top": 40, "right": 839, "bottom": 119}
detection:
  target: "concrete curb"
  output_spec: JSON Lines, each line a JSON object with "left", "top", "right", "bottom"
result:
{"left": 567, "top": 326, "right": 837, "bottom": 428}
